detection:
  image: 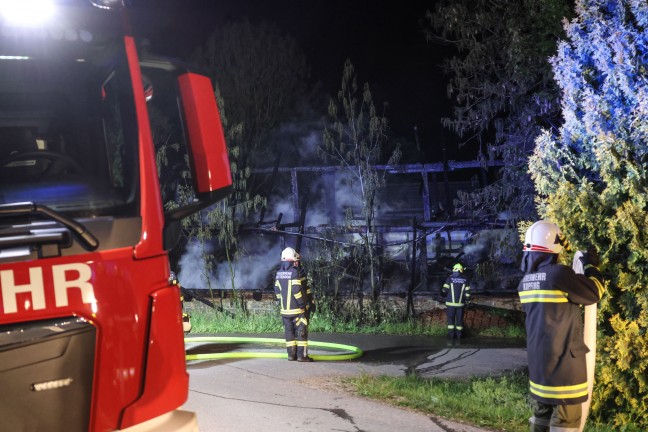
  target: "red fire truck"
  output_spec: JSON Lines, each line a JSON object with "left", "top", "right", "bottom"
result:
{"left": 0, "top": 1, "right": 231, "bottom": 430}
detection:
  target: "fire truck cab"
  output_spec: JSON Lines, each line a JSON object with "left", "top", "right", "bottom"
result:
{"left": 0, "top": 1, "right": 231, "bottom": 431}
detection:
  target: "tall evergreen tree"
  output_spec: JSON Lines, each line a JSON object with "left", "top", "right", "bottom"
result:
{"left": 531, "top": 0, "right": 648, "bottom": 426}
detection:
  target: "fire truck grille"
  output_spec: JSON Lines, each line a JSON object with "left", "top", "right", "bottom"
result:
{"left": 0, "top": 317, "right": 96, "bottom": 432}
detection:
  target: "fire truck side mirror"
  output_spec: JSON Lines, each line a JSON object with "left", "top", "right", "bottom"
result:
{"left": 161, "top": 72, "right": 233, "bottom": 250}
{"left": 177, "top": 72, "right": 232, "bottom": 195}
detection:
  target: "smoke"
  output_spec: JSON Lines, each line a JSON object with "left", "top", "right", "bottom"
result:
{"left": 263, "top": 171, "right": 341, "bottom": 227}
{"left": 264, "top": 117, "right": 323, "bottom": 166}
{"left": 212, "top": 238, "right": 279, "bottom": 290}
{"left": 177, "top": 241, "right": 211, "bottom": 288}
{"left": 260, "top": 117, "right": 415, "bottom": 227}
{"left": 271, "top": 198, "right": 295, "bottom": 222}
{"left": 177, "top": 114, "right": 519, "bottom": 293}
{"left": 307, "top": 176, "right": 331, "bottom": 226}
{"left": 334, "top": 171, "right": 359, "bottom": 211}
{"left": 297, "top": 129, "right": 320, "bottom": 161}
{"left": 178, "top": 237, "right": 282, "bottom": 290}
{"left": 382, "top": 232, "right": 410, "bottom": 259}
{"left": 461, "top": 229, "right": 518, "bottom": 264}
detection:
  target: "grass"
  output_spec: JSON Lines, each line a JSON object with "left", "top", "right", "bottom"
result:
{"left": 189, "top": 309, "right": 282, "bottom": 333}
{"left": 341, "top": 373, "right": 643, "bottom": 432}
{"left": 186, "top": 307, "right": 526, "bottom": 339}
{"left": 345, "top": 372, "right": 530, "bottom": 432}
{"left": 185, "top": 308, "right": 639, "bottom": 432}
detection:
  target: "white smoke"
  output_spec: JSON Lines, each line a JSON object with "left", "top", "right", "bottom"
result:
{"left": 178, "top": 113, "right": 520, "bottom": 293}
{"left": 462, "top": 229, "right": 518, "bottom": 264}
{"left": 177, "top": 240, "right": 210, "bottom": 288}
{"left": 270, "top": 198, "right": 295, "bottom": 223}
{"left": 264, "top": 117, "right": 322, "bottom": 166}
{"left": 297, "top": 129, "right": 320, "bottom": 160}
{"left": 305, "top": 175, "right": 338, "bottom": 226}
{"left": 178, "top": 237, "right": 285, "bottom": 290}
{"left": 213, "top": 240, "right": 279, "bottom": 290}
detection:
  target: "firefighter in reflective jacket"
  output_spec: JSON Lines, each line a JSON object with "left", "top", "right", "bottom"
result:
{"left": 442, "top": 263, "right": 471, "bottom": 339}
{"left": 518, "top": 220, "right": 605, "bottom": 432}
{"left": 274, "top": 247, "right": 313, "bottom": 362}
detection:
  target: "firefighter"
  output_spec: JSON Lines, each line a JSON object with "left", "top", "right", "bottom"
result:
{"left": 274, "top": 247, "right": 313, "bottom": 362}
{"left": 518, "top": 220, "right": 605, "bottom": 432}
{"left": 441, "top": 262, "right": 471, "bottom": 339}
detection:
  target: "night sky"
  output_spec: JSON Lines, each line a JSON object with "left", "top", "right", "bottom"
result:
{"left": 130, "top": 0, "right": 458, "bottom": 161}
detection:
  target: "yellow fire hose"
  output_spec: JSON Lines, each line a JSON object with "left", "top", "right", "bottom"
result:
{"left": 185, "top": 336, "right": 364, "bottom": 361}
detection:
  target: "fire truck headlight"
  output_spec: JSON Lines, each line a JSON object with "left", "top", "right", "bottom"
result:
{"left": 0, "top": 0, "right": 56, "bottom": 27}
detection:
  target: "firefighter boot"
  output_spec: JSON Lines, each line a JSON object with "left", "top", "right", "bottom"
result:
{"left": 528, "top": 420, "right": 549, "bottom": 432}
{"left": 297, "top": 346, "right": 314, "bottom": 362}
{"left": 454, "top": 333, "right": 462, "bottom": 346}
{"left": 287, "top": 346, "right": 297, "bottom": 361}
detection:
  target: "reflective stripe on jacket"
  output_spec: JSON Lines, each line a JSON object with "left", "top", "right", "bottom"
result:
{"left": 275, "top": 263, "right": 306, "bottom": 316}
{"left": 442, "top": 272, "right": 471, "bottom": 307}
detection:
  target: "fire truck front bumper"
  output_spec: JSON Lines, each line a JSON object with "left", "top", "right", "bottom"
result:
{"left": 118, "top": 410, "right": 198, "bottom": 432}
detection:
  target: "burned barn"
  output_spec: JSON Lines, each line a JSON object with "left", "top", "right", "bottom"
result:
{"left": 176, "top": 156, "right": 523, "bottom": 313}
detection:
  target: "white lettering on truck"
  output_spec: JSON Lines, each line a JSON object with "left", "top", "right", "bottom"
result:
{"left": 1, "top": 263, "right": 95, "bottom": 313}
{"left": 52, "top": 263, "right": 95, "bottom": 307}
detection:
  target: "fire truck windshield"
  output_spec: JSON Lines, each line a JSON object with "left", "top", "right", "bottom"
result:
{"left": 0, "top": 18, "right": 138, "bottom": 219}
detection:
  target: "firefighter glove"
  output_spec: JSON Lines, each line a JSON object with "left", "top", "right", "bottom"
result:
{"left": 579, "top": 246, "right": 601, "bottom": 268}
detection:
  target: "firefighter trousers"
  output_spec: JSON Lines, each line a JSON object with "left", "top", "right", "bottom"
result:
{"left": 282, "top": 314, "right": 309, "bottom": 358}
{"left": 446, "top": 306, "right": 464, "bottom": 337}
{"left": 529, "top": 399, "right": 582, "bottom": 432}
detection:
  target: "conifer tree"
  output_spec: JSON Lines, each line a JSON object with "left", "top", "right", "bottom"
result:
{"left": 531, "top": 0, "right": 648, "bottom": 426}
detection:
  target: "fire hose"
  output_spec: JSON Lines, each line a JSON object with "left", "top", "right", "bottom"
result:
{"left": 184, "top": 336, "right": 364, "bottom": 361}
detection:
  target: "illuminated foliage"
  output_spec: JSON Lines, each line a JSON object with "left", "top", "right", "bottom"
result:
{"left": 530, "top": 0, "right": 648, "bottom": 426}
{"left": 425, "top": 0, "right": 572, "bottom": 222}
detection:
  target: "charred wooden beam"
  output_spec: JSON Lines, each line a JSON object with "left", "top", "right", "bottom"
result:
{"left": 241, "top": 221, "right": 507, "bottom": 242}
{"left": 252, "top": 160, "right": 503, "bottom": 175}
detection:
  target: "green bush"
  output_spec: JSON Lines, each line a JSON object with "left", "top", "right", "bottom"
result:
{"left": 530, "top": 1, "right": 648, "bottom": 427}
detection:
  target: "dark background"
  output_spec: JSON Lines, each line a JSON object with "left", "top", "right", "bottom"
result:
{"left": 129, "top": 0, "right": 459, "bottom": 162}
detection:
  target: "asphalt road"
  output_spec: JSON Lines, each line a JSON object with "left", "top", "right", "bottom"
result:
{"left": 182, "top": 333, "right": 527, "bottom": 432}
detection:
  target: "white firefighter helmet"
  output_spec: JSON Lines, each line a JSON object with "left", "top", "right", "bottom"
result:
{"left": 523, "top": 220, "right": 565, "bottom": 254}
{"left": 281, "top": 247, "right": 300, "bottom": 261}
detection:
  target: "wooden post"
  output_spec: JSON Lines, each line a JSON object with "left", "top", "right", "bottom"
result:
{"left": 407, "top": 219, "right": 417, "bottom": 317}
